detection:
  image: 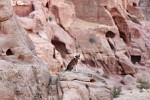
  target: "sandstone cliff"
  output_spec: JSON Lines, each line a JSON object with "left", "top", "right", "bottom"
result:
{"left": 0, "top": 0, "right": 150, "bottom": 100}
{"left": 13, "top": 0, "right": 150, "bottom": 74}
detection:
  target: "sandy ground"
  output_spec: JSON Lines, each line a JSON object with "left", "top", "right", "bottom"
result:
{"left": 114, "top": 89, "right": 150, "bottom": 100}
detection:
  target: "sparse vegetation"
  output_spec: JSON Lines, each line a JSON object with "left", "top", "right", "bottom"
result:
{"left": 49, "top": 16, "right": 52, "bottom": 21}
{"left": 137, "top": 78, "right": 150, "bottom": 90}
{"left": 77, "top": 44, "right": 81, "bottom": 48}
{"left": 89, "top": 37, "right": 96, "bottom": 43}
{"left": 18, "top": 54, "right": 25, "bottom": 60}
{"left": 135, "top": 67, "right": 139, "bottom": 73}
{"left": 113, "top": 86, "right": 122, "bottom": 98}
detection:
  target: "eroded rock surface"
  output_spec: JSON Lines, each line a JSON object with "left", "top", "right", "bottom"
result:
{"left": 1, "top": 0, "right": 150, "bottom": 99}
{"left": 60, "top": 71, "right": 113, "bottom": 100}
{"left": 0, "top": 0, "right": 113, "bottom": 99}
{"left": 10, "top": 0, "right": 150, "bottom": 76}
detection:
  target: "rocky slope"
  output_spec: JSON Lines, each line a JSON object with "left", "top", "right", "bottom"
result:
{"left": 0, "top": 0, "right": 150, "bottom": 100}
{"left": 12, "top": 0, "right": 150, "bottom": 75}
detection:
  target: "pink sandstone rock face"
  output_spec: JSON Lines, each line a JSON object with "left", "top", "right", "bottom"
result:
{"left": 0, "top": 0, "right": 113, "bottom": 99}
{"left": 0, "top": 0, "right": 52, "bottom": 99}
{"left": 12, "top": 0, "right": 150, "bottom": 75}
{"left": 66, "top": 0, "right": 115, "bottom": 26}
{"left": 1, "top": 0, "right": 150, "bottom": 99}
{"left": 139, "top": 0, "right": 150, "bottom": 20}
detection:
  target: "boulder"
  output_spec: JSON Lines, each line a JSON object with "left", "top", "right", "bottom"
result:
{"left": 51, "top": 3, "right": 75, "bottom": 29}
{"left": 13, "top": 1, "right": 34, "bottom": 17}
{"left": 60, "top": 71, "right": 113, "bottom": 100}
{"left": 121, "top": 75, "right": 136, "bottom": 85}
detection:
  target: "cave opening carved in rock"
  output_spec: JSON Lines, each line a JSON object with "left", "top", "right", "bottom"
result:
{"left": 131, "top": 55, "right": 141, "bottom": 64}
{"left": 133, "top": 2, "right": 137, "bottom": 7}
{"left": 51, "top": 40, "right": 67, "bottom": 58}
{"left": 106, "top": 31, "right": 116, "bottom": 38}
{"left": 6, "top": 49, "right": 13, "bottom": 56}
{"left": 119, "top": 31, "right": 127, "bottom": 43}
{"left": 46, "top": 2, "right": 49, "bottom": 8}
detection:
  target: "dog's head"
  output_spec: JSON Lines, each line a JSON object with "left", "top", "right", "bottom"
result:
{"left": 75, "top": 54, "right": 80, "bottom": 59}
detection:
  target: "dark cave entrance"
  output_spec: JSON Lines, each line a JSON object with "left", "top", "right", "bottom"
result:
{"left": 106, "top": 31, "right": 116, "bottom": 38}
{"left": 46, "top": 2, "right": 49, "bottom": 8}
{"left": 119, "top": 31, "right": 127, "bottom": 43}
{"left": 106, "top": 31, "right": 116, "bottom": 51}
{"left": 6, "top": 49, "right": 13, "bottom": 56}
{"left": 131, "top": 55, "right": 141, "bottom": 64}
{"left": 133, "top": 2, "right": 137, "bottom": 7}
{"left": 51, "top": 40, "right": 67, "bottom": 58}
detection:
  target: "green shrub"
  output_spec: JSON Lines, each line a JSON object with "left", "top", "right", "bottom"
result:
{"left": 77, "top": 44, "right": 81, "bottom": 48}
{"left": 135, "top": 68, "right": 139, "bottom": 73}
{"left": 137, "top": 78, "right": 150, "bottom": 90}
{"left": 113, "top": 86, "right": 122, "bottom": 98}
{"left": 49, "top": 17, "right": 52, "bottom": 21}
{"left": 89, "top": 37, "right": 96, "bottom": 43}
